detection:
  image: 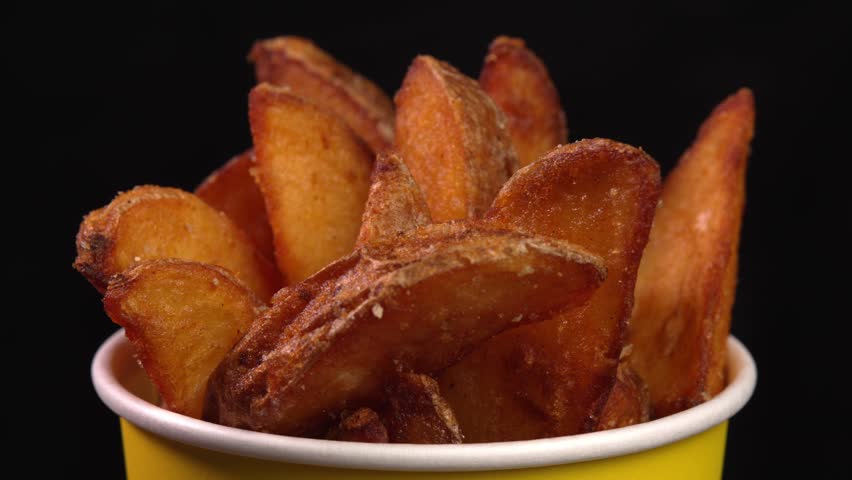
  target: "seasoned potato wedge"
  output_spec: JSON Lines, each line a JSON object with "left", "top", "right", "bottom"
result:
{"left": 210, "top": 227, "right": 605, "bottom": 436}
{"left": 355, "top": 151, "right": 431, "bottom": 247}
{"left": 394, "top": 55, "right": 519, "bottom": 222}
{"left": 326, "top": 408, "right": 389, "bottom": 443}
{"left": 249, "top": 36, "right": 394, "bottom": 153}
{"left": 104, "top": 260, "right": 263, "bottom": 418}
{"left": 629, "top": 89, "right": 754, "bottom": 417}
{"left": 74, "top": 185, "right": 281, "bottom": 301}
{"left": 480, "top": 36, "right": 567, "bottom": 167}
{"left": 440, "top": 139, "right": 660, "bottom": 440}
{"left": 250, "top": 84, "right": 373, "bottom": 283}
{"left": 383, "top": 373, "right": 463, "bottom": 444}
{"left": 592, "top": 362, "right": 651, "bottom": 431}
{"left": 195, "top": 150, "right": 275, "bottom": 261}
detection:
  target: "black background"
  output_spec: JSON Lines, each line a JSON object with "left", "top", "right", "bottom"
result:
{"left": 6, "top": 3, "right": 850, "bottom": 478}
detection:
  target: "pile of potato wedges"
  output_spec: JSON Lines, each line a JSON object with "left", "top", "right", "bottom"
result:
{"left": 75, "top": 35, "right": 754, "bottom": 443}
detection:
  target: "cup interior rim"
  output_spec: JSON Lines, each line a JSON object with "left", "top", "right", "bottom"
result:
{"left": 91, "top": 329, "right": 756, "bottom": 472}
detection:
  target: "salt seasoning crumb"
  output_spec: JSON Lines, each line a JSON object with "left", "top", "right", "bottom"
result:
{"left": 518, "top": 265, "right": 535, "bottom": 276}
{"left": 371, "top": 303, "right": 384, "bottom": 319}
{"left": 133, "top": 256, "right": 141, "bottom": 262}
{"left": 511, "top": 314, "right": 523, "bottom": 323}
{"left": 212, "top": 278, "right": 220, "bottom": 286}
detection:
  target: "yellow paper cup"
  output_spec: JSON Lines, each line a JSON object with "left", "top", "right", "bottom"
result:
{"left": 92, "top": 330, "right": 756, "bottom": 479}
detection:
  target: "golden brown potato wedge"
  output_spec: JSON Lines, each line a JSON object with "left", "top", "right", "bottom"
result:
{"left": 394, "top": 55, "right": 519, "bottom": 222}
{"left": 629, "top": 89, "right": 754, "bottom": 417}
{"left": 209, "top": 227, "right": 605, "bottom": 436}
{"left": 382, "top": 373, "right": 463, "bottom": 444}
{"left": 249, "top": 84, "right": 373, "bottom": 283}
{"left": 440, "top": 139, "right": 660, "bottom": 441}
{"left": 480, "top": 36, "right": 567, "bottom": 167}
{"left": 326, "top": 408, "right": 389, "bottom": 443}
{"left": 355, "top": 151, "right": 431, "bottom": 247}
{"left": 74, "top": 185, "right": 281, "bottom": 301}
{"left": 195, "top": 150, "right": 275, "bottom": 262}
{"left": 249, "top": 36, "right": 394, "bottom": 153}
{"left": 592, "top": 361, "right": 651, "bottom": 431}
{"left": 104, "top": 259, "right": 264, "bottom": 418}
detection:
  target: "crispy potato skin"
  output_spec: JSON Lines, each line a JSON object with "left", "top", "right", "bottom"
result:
{"left": 104, "top": 260, "right": 263, "bottom": 418}
{"left": 394, "top": 55, "right": 519, "bottom": 222}
{"left": 209, "top": 227, "right": 604, "bottom": 436}
{"left": 355, "top": 151, "right": 431, "bottom": 247}
{"left": 592, "top": 362, "right": 651, "bottom": 431}
{"left": 629, "top": 89, "right": 754, "bottom": 417}
{"left": 249, "top": 84, "right": 373, "bottom": 283}
{"left": 249, "top": 36, "right": 394, "bottom": 153}
{"left": 480, "top": 36, "right": 567, "bottom": 167}
{"left": 326, "top": 408, "right": 389, "bottom": 443}
{"left": 440, "top": 139, "right": 660, "bottom": 441}
{"left": 74, "top": 186, "right": 281, "bottom": 301}
{"left": 383, "top": 373, "right": 463, "bottom": 444}
{"left": 195, "top": 150, "right": 275, "bottom": 262}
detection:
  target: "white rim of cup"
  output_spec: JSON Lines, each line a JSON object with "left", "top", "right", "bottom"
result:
{"left": 92, "top": 329, "right": 756, "bottom": 472}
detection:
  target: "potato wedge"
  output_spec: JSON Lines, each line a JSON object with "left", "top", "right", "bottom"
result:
{"left": 249, "top": 36, "right": 394, "bottom": 153}
{"left": 383, "top": 373, "right": 463, "bottom": 444}
{"left": 326, "top": 408, "right": 389, "bottom": 443}
{"left": 250, "top": 84, "right": 373, "bottom": 283}
{"left": 209, "top": 227, "right": 605, "bottom": 436}
{"left": 355, "top": 151, "right": 431, "bottom": 247}
{"left": 195, "top": 150, "right": 275, "bottom": 262}
{"left": 394, "top": 55, "right": 519, "bottom": 222}
{"left": 104, "top": 259, "right": 263, "bottom": 418}
{"left": 629, "top": 89, "right": 754, "bottom": 417}
{"left": 592, "top": 362, "right": 651, "bottom": 431}
{"left": 480, "top": 36, "right": 567, "bottom": 167}
{"left": 74, "top": 185, "right": 281, "bottom": 301}
{"left": 440, "top": 139, "right": 660, "bottom": 440}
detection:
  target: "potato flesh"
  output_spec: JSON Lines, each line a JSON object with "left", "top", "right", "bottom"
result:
{"left": 592, "top": 362, "right": 651, "bottom": 431}
{"left": 355, "top": 151, "right": 431, "bottom": 247}
{"left": 104, "top": 260, "right": 262, "bottom": 418}
{"left": 195, "top": 150, "right": 275, "bottom": 262}
{"left": 209, "top": 228, "right": 604, "bottom": 436}
{"left": 249, "top": 36, "right": 394, "bottom": 153}
{"left": 629, "top": 89, "right": 754, "bottom": 417}
{"left": 440, "top": 139, "right": 660, "bottom": 440}
{"left": 394, "top": 55, "right": 519, "bottom": 222}
{"left": 383, "top": 373, "right": 463, "bottom": 444}
{"left": 480, "top": 36, "right": 567, "bottom": 167}
{"left": 74, "top": 185, "right": 281, "bottom": 301}
{"left": 249, "top": 84, "right": 373, "bottom": 283}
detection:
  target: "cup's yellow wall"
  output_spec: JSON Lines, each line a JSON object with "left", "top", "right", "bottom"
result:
{"left": 121, "top": 419, "right": 727, "bottom": 479}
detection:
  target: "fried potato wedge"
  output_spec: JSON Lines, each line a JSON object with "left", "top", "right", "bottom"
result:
{"left": 104, "top": 259, "right": 263, "bottom": 418}
{"left": 480, "top": 36, "right": 567, "bottom": 167}
{"left": 209, "top": 228, "right": 605, "bottom": 436}
{"left": 195, "top": 150, "right": 275, "bottom": 261}
{"left": 383, "top": 373, "right": 463, "bottom": 444}
{"left": 355, "top": 151, "right": 431, "bottom": 247}
{"left": 592, "top": 362, "right": 651, "bottom": 431}
{"left": 440, "top": 139, "right": 660, "bottom": 440}
{"left": 629, "top": 89, "right": 754, "bottom": 417}
{"left": 74, "top": 186, "right": 281, "bottom": 301}
{"left": 250, "top": 84, "right": 373, "bottom": 283}
{"left": 394, "top": 55, "right": 519, "bottom": 222}
{"left": 249, "top": 36, "right": 394, "bottom": 153}
{"left": 326, "top": 408, "right": 389, "bottom": 443}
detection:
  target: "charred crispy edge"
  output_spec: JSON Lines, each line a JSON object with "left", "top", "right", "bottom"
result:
{"left": 486, "top": 138, "right": 661, "bottom": 432}
{"left": 355, "top": 150, "right": 432, "bottom": 247}
{"left": 248, "top": 36, "right": 394, "bottom": 151}
{"left": 74, "top": 186, "right": 196, "bottom": 293}
{"left": 683, "top": 88, "right": 754, "bottom": 408}
{"left": 384, "top": 373, "right": 463, "bottom": 443}
{"left": 327, "top": 408, "right": 389, "bottom": 443}
{"left": 481, "top": 36, "right": 568, "bottom": 143}
{"left": 244, "top": 232, "right": 605, "bottom": 407}
{"left": 591, "top": 362, "right": 651, "bottom": 431}
{"left": 103, "top": 259, "right": 264, "bottom": 413}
